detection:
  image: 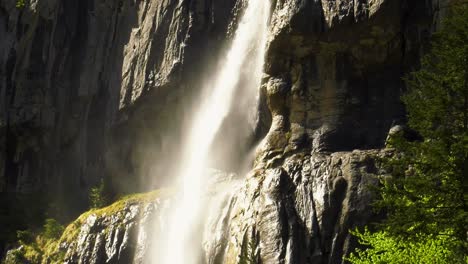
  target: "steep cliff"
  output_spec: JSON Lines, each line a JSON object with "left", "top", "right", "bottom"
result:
{"left": 0, "top": 0, "right": 241, "bottom": 232}
{"left": 1, "top": 0, "right": 442, "bottom": 263}
{"left": 4, "top": 152, "right": 384, "bottom": 264}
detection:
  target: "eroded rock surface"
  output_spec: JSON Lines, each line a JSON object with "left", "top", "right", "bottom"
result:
{"left": 0, "top": 0, "right": 240, "bottom": 217}
{"left": 4, "top": 151, "right": 384, "bottom": 264}
{"left": 12, "top": 150, "right": 385, "bottom": 264}
{"left": 208, "top": 150, "right": 386, "bottom": 264}
{"left": 1, "top": 0, "right": 445, "bottom": 263}
{"left": 60, "top": 197, "right": 170, "bottom": 264}
{"left": 261, "top": 0, "right": 436, "bottom": 155}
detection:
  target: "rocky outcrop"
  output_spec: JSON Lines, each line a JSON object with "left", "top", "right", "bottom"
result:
{"left": 0, "top": 0, "right": 240, "bottom": 217}
{"left": 260, "top": 0, "right": 435, "bottom": 156}
{"left": 1, "top": 0, "right": 445, "bottom": 263}
{"left": 55, "top": 191, "right": 171, "bottom": 264}
{"left": 226, "top": 1, "right": 437, "bottom": 262}
{"left": 208, "top": 150, "right": 386, "bottom": 264}
{"left": 4, "top": 190, "right": 172, "bottom": 264}
{"left": 0, "top": 0, "right": 439, "bottom": 204}
{"left": 4, "top": 150, "right": 385, "bottom": 264}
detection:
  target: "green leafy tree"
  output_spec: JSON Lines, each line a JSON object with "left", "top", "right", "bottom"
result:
{"left": 42, "top": 218, "right": 64, "bottom": 240}
{"left": 349, "top": 3, "right": 468, "bottom": 263}
{"left": 89, "top": 179, "right": 108, "bottom": 209}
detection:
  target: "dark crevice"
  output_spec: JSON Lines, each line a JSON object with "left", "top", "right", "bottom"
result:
{"left": 4, "top": 128, "right": 18, "bottom": 191}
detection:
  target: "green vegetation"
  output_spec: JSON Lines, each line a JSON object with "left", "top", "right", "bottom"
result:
{"left": 81, "top": 189, "right": 168, "bottom": 220}
{"left": 0, "top": 193, "right": 48, "bottom": 258}
{"left": 42, "top": 219, "right": 64, "bottom": 240}
{"left": 89, "top": 178, "right": 109, "bottom": 209}
{"left": 3, "top": 219, "right": 64, "bottom": 264}
{"left": 16, "top": 0, "right": 25, "bottom": 8}
{"left": 3, "top": 189, "right": 169, "bottom": 264}
{"left": 15, "top": 230, "right": 33, "bottom": 245}
{"left": 348, "top": 229, "right": 464, "bottom": 264}
{"left": 348, "top": 3, "right": 468, "bottom": 263}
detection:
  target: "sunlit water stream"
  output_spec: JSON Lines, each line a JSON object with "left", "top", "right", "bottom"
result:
{"left": 157, "top": 0, "right": 270, "bottom": 263}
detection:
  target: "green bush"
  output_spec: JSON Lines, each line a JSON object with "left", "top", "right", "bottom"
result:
{"left": 347, "top": 229, "right": 466, "bottom": 264}
{"left": 42, "top": 219, "right": 64, "bottom": 240}
{"left": 348, "top": 3, "right": 468, "bottom": 263}
{"left": 16, "top": 0, "right": 25, "bottom": 8}
{"left": 16, "top": 230, "right": 33, "bottom": 245}
{"left": 4, "top": 219, "right": 64, "bottom": 264}
{"left": 89, "top": 179, "right": 108, "bottom": 209}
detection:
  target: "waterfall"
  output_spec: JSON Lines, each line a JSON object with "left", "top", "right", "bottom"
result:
{"left": 160, "top": 0, "right": 270, "bottom": 263}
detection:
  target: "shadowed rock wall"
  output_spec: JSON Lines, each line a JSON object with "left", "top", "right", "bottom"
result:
{"left": 0, "top": 0, "right": 446, "bottom": 262}
{"left": 0, "top": 0, "right": 239, "bottom": 214}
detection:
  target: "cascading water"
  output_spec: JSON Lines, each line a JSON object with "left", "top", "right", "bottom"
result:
{"left": 159, "top": 0, "right": 270, "bottom": 263}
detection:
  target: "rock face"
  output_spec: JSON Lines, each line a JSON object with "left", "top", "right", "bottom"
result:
{"left": 55, "top": 192, "right": 172, "bottom": 264}
{"left": 208, "top": 150, "right": 386, "bottom": 264}
{"left": 3, "top": 190, "right": 174, "bottom": 264}
{"left": 0, "top": 0, "right": 443, "bottom": 263}
{"left": 0, "top": 0, "right": 240, "bottom": 214}
{"left": 4, "top": 154, "right": 384, "bottom": 264}
{"left": 261, "top": 0, "right": 435, "bottom": 154}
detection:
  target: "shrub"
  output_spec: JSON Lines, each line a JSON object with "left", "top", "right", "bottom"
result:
{"left": 16, "top": 0, "right": 25, "bottom": 8}
{"left": 89, "top": 179, "right": 108, "bottom": 209}
{"left": 347, "top": 229, "right": 466, "bottom": 264}
{"left": 16, "top": 230, "right": 33, "bottom": 245}
{"left": 42, "top": 219, "right": 64, "bottom": 240}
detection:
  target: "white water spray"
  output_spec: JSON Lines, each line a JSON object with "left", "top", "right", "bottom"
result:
{"left": 161, "top": 0, "right": 270, "bottom": 263}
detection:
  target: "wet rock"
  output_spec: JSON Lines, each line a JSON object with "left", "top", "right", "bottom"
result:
{"left": 33, "top": 176, "right": 241, "bottom": 264}
{"left": 206, "top": 150, "right": 387, "bottom": 264}
{"left": 0, "top": 0, "right": 446, "bottom": 263}
{"left": 49, "top": 191, "right": 173, "bottom": 264}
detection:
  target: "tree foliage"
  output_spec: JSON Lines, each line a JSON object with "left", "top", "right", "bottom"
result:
{"left": 349, "top": 3, "right": 468, "bottom": 263}
{"left": 348, "top": 228, "right": 465, "bottom": 264}
{"left": 4, "top": 219, "right": 64, "bottom": 264}
{"left": 89, "top": 179, "right": 109, "bottom": 209}
{"left": 16, "top": 0, "right": 25, "bottom": 8}
{"left": 42, "top": 219, "right": 64, "bottom": 240}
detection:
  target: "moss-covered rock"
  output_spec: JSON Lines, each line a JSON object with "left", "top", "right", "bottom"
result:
{"left": 3, "top": 189, "right": 171, "bottom": 264}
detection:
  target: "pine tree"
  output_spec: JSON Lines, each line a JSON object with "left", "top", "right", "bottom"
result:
{"left": 89, "top": 179, "right": 108, "bottom": 209}
{"left": 349, "top": 3, "right": 468, "bottom": 263}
